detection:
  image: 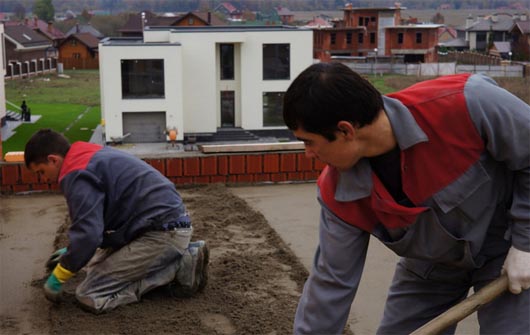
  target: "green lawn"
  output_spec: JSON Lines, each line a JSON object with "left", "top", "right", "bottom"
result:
{"left": 3, "top": 70, "right": 101, "bottom": 154}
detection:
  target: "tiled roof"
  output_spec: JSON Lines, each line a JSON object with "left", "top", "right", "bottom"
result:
{"left": 66, "top": 24, "right": 104, "bottom": 38}
{"left": 120, "top": 11, "right": 225, "bottom": 33}
{"left": 511, "top": 20, "right": 530, "bottom": 34}
{"left": 68, "top": 32, "right": 100, "bottom": 49}
{"left": 5, "top": 17, "right": 65, "bottom": 40}
{"left": 493, "top": 41, "right": 511, "bottom": 53}
{"left": 4, "top": 25, "right": 52, "bottom": 48}
{"left": 276, "top": 7, "right": 293, "bottom": 16}
{"left": 466, "top": 14, "right": 517, "bottom": 31}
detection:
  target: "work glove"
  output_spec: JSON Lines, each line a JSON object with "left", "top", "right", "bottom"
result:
{"left": 45, "top": 247, "right": 67, "bottom": 271}
{"left": 501, "top": 246, "right": 530, "bottom": 294}
{"left": 44, "top": 263, "right": 74, "bottom": 303}
{"left": 44, "top": 273, "right": 63, "bottom": 302}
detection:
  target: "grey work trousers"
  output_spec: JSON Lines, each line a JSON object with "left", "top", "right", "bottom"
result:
{"left": 75, "top": 228, "right": 192, "bottom": 313}
{"left": 377, "top": 253, "right": 530, "bottom": 335}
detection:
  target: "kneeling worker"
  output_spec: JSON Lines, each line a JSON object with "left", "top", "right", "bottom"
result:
{"left": 25, "top": 128, "right": 209, "bottom": 313}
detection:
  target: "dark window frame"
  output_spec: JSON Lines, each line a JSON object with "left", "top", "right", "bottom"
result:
{"left": 262, "top": 91, "right": 285, "bottom": 127}
{"left": 121, "top": 59, "right": 165, "bottom": 99}
{"left": 416, "top": 32, "right": 423, "bottom": 43}
{"left": 398, "top": 32, "right": 404, "bottom": 44}
{"left": 370, "top": 32, "right": 376, "bottom": 44}
{"left": 263, "top": 43, "right": 290, "bottom": 80}
{"left": 346, "top": 31, "right": 352, "bottom": 44}
{"left": 220, "top": 43, "right": 234, "bottom": 80}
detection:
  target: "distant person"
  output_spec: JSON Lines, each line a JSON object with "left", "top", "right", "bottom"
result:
{"left": 20, "top": 100, "right": 28, "bottom": 121}
{"left": 283, "top": 63, "right": 530, "bottom": 334}
{"left": 24, "top": 129, "right": 209, "bottom": 313}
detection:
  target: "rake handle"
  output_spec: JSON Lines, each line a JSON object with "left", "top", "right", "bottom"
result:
{"left": 410, "top": 274, "right": 509, "bottom": 335}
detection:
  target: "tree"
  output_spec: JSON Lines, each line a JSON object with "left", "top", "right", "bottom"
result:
{"left": 13, "top": 3, "right": 26, "bottom": 19}
{"left": 431, "top": 12, "right": 445, "bottom": 24}
{"left": 33, "top": 0, "right": 55, "bottom": 22}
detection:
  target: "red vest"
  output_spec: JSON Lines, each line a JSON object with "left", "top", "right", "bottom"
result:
{"left": 318, "top": 73, "right": 484, "bottom": 232}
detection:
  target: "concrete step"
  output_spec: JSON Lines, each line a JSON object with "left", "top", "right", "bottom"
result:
{"left": 6, "top": 110, "right": 22, "bottom": 121}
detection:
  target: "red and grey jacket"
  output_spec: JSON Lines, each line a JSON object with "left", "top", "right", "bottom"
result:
{"left": 317, "top": 73, "right": 530, "bottom": 268}
{"left": 58, "top": 142, "right": 186, "bottom": 273}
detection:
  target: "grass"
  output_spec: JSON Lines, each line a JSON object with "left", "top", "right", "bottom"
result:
{"left": 2, "top": 69, "right": 529, "bottom": 155}
{"left": 3, "top": 70, "right": 101, "bottom": 154}
{"left": 6, "top": 70, "right": 100, "bottom": 106}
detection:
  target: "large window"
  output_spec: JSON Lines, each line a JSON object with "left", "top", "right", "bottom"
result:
{"left": 263, "top": 92, "right": 285, "bottom": 127}
{"left": 121, "top": 59, "right": 164, "bottom": 99}
{"left": 263, "top": 44, "right": 290, "bottom": 80}
{"left": 416, "top": 32, "right": 423, "bottom": 44}
{"left": 398, "top": 33, "right": 404, "bottom": 44}
{"left": 220, "top": 44, "right": 234, "bottom": 80}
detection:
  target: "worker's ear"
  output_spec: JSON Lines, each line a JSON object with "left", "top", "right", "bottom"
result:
{"left": 46, "top": 154, "right": 63, "bottom": 167}
{"left": 336, "top": 121, "right": 356, "bottom": 139}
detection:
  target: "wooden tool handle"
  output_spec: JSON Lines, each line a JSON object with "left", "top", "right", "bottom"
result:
{"left": 410, "top": 274, "right": 509, "bottom": 335}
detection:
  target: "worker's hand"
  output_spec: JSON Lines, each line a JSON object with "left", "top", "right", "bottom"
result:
{"left": 45, "top": 247, "right": 67, "bottom": 271}
{"left": 502, "top": 246, "right": 530, "bottom": 294}
{"left": 43, "top": 273, "right": 63, "bottom": 303}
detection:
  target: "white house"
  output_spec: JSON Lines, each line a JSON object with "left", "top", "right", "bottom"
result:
{"left": 99, "top": 25, "right": 313, "bottom": 143}
{"left": 0, "top": 23, "right": 6, "bottom": 129}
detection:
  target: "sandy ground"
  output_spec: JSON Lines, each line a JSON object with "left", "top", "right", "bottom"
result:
{"left": 1, "top": 183, "right": 478, "bottom": 334}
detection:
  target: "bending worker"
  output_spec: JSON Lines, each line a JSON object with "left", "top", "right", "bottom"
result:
{"left": 283, "top": 63, "right": 530, "bottom": 334}
{"left": 25, "top": 129, "right": 209, "bottom": 313}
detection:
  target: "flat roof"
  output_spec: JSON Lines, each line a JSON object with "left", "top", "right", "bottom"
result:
{"left": 146, "top": 25, "right": 312, "bottom": 33}
{"left": 99, "top": 37, "right": 182, "bottom": 47}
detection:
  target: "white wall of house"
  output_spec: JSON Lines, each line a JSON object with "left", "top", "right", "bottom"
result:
{"left": 99, "top": 26, "right": 312, "bottom": 143}
{"left": 99, "top": 43, "right": 183, "bottom": 142}
{"left": 0, "top": 24, "right": 6, "bottom": 125}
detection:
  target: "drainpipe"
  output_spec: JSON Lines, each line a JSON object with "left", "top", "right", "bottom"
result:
{"left": 141, "top": 12, "right": 145, "bottom": 41}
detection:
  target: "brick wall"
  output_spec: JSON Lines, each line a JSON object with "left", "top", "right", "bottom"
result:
{"left": 0, "top": 151, "right": 324, "bottom": 194}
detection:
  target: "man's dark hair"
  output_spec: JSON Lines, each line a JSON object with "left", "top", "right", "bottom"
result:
{"left": 24, "top": 129, "right": 71, "bottom": 168}
{"left": 283, "top": 62, "right": 384, "bottom": 141}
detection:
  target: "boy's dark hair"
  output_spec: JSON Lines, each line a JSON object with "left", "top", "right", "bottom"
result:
{"left": 283, "top": 62, "right": 384, "bottom": 141}
{"left": 24, "top": 129, "right": 71, "bottom": 168}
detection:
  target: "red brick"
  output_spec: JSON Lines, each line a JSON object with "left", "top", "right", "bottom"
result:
{"left": 175, "top": 177, "right": 194, "bottom": 184}
{"left": 193, "top": 176, "right": 210, "bottom": 184}
{"left": 270, "top": 173, "right": 287, "bottom": 182}
{"left": 313, "top": 159, "right": 327, "bottom": 171}
{"left": 287, "top": 172, "right": 304, "bottom": 181}
{"left": 297, "top": 153, "right": 313, "bottom": 171}
{"left": 0, "top": 185, "right": 12, "bottom": 193}
{"left": 246, "top": 155, "right": 263, "bottom": 173}
{"left": 2, "top": 165, "right": 19, "bottom": 185}
{"left": 218, "top": 156, "right": 229, "bottom": 175}
{"left": 210, "top": 176, "right": 227, "bottom": 183}
{"left": 20, "top": 165, "right": 39, "bottom": 183}
{"left": 263, "top": 154, "right": 279, "bottom": 173}
{"left": 13, "top": 184, "right": 31, "bottom": 193}
{"left": 229, "top": 155, "right": 246, "bottom": 174}
{"left": 31, "top": 183, "right": 50, "bottom": 191}
{"left": 200, "top": 157, "right": 217, "bottom": 175}
{"left": 144, "top": 159, "right": 166, "bottom": 175}
{"left": 166, "top": 158, "right": 183, "bottom": 177}
{"left": 304, "top": 171, "right": 321, "bottom": 180}
{"left": 280, "top": 153, "right": 297, "bottom": 172}
{"left": 237, "top": 174, "right": 254, "bottom": 183}
{"left": 227, "top": 175, "right": 238, "bottom": 183}
{"left": 49, "top": 183, "right": 60, "bottom": 191}
{"left": 253, "top": 174, "right": 271, "bottom": 182}
{"left": 183, "top": 157, "right": 200, "bottom": 176}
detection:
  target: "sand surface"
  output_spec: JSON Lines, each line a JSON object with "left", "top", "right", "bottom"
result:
{"left": 0, "top": 183, "right": 478, "bottom": 334}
